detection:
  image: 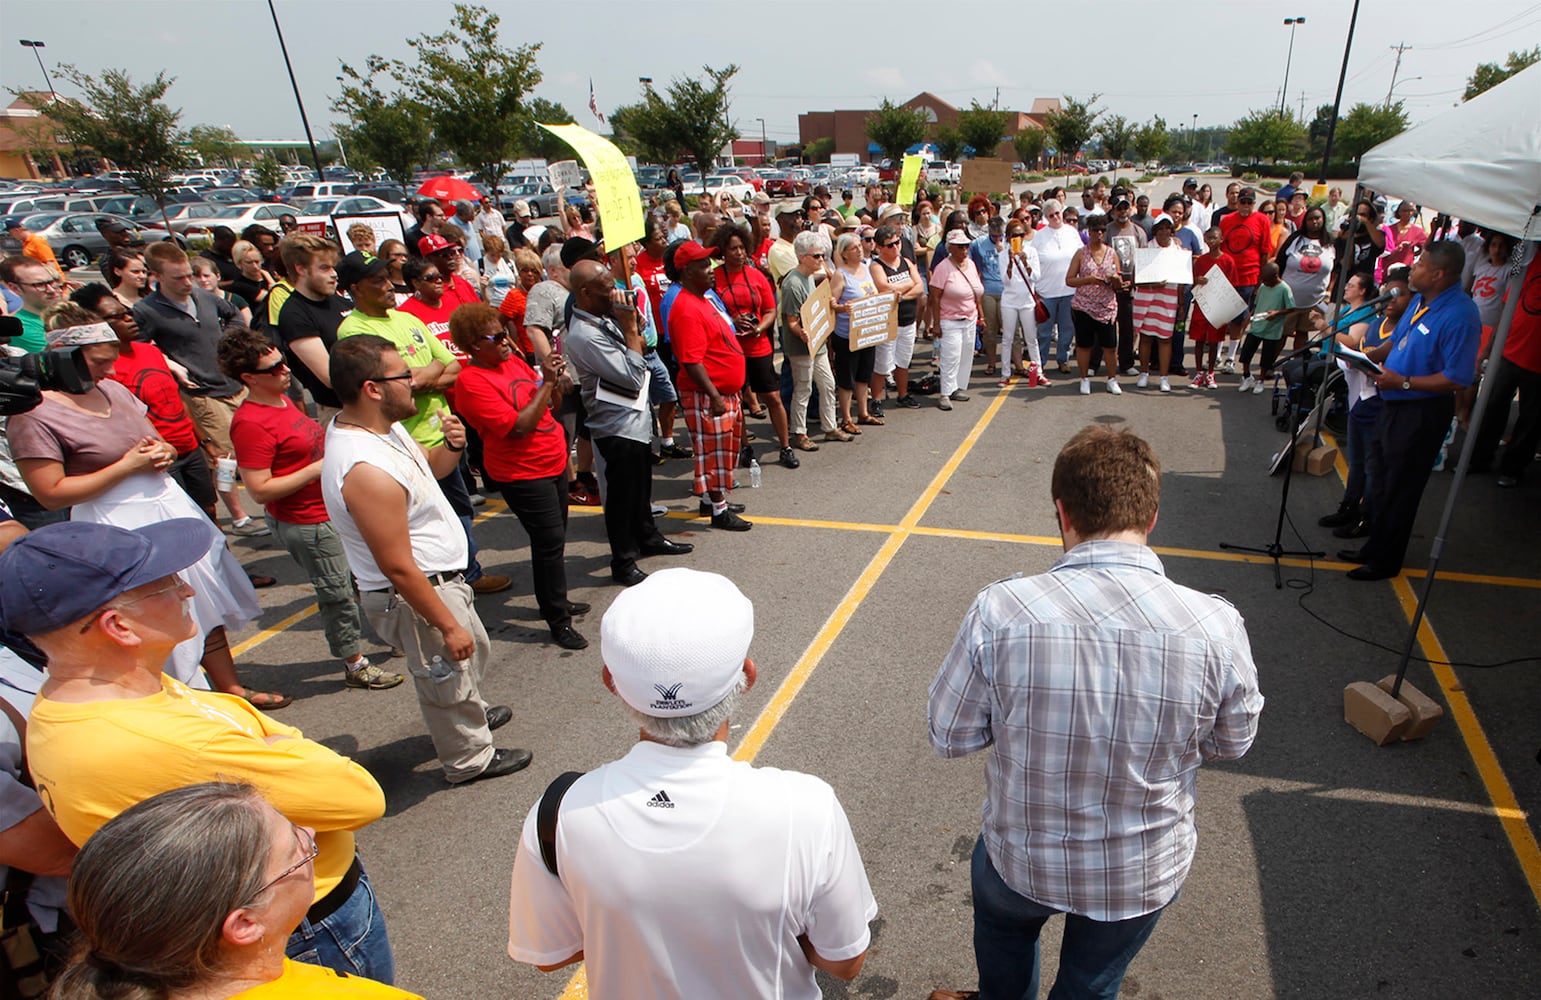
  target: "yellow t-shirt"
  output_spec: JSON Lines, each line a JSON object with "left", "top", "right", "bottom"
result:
{"left": 233, "top": 959, "right": 422, "bottom": 998}
{"left": 27, "top": 675, "right": 384, "bottom": 903}
{"left": 335, "top": 310, "right": 455, "bottom": 448}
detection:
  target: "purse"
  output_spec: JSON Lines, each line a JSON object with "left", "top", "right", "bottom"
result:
{"left": 1034, "top": 296, "right": 1050, "bottom": 324}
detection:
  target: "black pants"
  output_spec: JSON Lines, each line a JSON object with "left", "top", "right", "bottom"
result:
{"left": 167, "top": 447, "right": 216, "bottom": 514}
{"left": 496, "top": 473, "right": 571, "bottom": 628}
{"left": 1116, "top": 290, "right": 1136, "bottom": 372}
{"left": 1470, "top": 356, "right": 1541, "bottom": 481}
{"left": 1363, "top": 395, "right": 1455, "bottom": 574}
{"left": 594, "top": 436, "right": 666, "bottom": 575}
{"left": 1239, "top": 334, "right": 1284, "bottom": 374}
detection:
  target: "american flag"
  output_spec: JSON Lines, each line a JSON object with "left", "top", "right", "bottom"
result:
{"left": 589, "top": 79, "right": 605, "bottom": 126}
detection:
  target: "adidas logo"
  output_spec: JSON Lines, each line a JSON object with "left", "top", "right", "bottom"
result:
{"left": 646, "top": 790, "right": 674, "bottom": 809}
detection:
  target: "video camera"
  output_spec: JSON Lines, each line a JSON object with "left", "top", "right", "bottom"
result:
{"left": 0, "top": 315, "right": 94, "bottom": 416}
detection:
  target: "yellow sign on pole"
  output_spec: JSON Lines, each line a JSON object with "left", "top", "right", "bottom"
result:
{"left": 895, "top": 154, "right": 924, "bottom": 207}
{"left": 536, "top": 122, "right": 645, "bottom": 248}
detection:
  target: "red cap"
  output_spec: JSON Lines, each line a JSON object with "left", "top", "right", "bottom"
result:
{"left": 418, "top": 234, "right": 455, "bottom": 256}
{"left": 673, "top": 241, "right": 721, "bottom": 267}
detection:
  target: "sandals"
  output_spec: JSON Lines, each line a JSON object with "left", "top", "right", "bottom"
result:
{"left": 984, "top": 365, "right": 998, "bottom": 376}
{"left": 242, "top": 687, "right": 292, "bottom": 711}
{"left": 745, "top": 407, "right": 769, "bottom": 419}
{"left": 856, "top": 414, "right": 885, "bottom": 426}
{"left": 839, "top": 421, "right": 863, "bottom": 435}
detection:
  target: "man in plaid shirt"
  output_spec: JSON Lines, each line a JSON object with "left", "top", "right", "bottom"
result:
{"left": 928, "top": 425, "right": 1263, "bottom": 1000}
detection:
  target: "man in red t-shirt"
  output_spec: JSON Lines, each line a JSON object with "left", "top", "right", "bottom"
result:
{"left": 218, "top": 326, "right": 403, "bottom": 690}
{"left": 1470, "top": 249, "right": 1541, "bottom": 484}
{"left": 1218, "top": 189, "right": 1275, "bottom": 367}
{"left": 419, "top": 234, "right": 482, "bottom": 310}
{"left": 669, "top": 242, "right": 751, "bottom": 531}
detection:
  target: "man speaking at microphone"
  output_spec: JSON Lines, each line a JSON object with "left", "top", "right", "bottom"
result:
{"left": 1340, "top": 241, "right": 1480, "bottom": 581}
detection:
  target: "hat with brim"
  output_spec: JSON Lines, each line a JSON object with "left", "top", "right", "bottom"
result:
{"left": 336, "top": 251, "right": 389, "bottom": 290}
{"left": 774, "top": 204, "right": 802, "bottom": 217}
{"left": 673, "top": 241, "right": 721, "bottom": 267}
{"left": 946, "top": 230, "right": 971, "bottom": 245}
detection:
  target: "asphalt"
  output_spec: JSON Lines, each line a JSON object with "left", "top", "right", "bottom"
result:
{"left": 216, "top": 329, "right": 1541, "bottom": 1000}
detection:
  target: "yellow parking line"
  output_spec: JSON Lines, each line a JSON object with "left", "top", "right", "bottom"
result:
{"left": 1390, "top": 577, "right": 1541, "bottom": 909}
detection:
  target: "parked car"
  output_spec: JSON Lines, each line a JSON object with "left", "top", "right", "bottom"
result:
{"left": 293, "top": 196, "right": 414, "bottom": 237}
{"left": 496, "top": 182, "right": 586, "bottom": 217}
{"left": 923, "top": 161, "right": 961, "bottom": 184}
{"left": 200, "top": 201, "right": 304, "bottom": 234}
{"left": 699, "top": 174, "right": 754, "bottom": 203}
{"left": 0, "top": 212, "right": 148, "bottom": 271}
{"left": 713, "top": 168, "right": 764, "bottom": 193}
{"left": 0, "top": 195, "right": 68, "bottom": 216}
{"left": 763, "top": 171, "right": 807, "bottom": 198}
{"left": 347, "top": 183, "right": 408, "bottom": 204}
{"left": 201, "top": 188, "right": 263, "bottom": 205}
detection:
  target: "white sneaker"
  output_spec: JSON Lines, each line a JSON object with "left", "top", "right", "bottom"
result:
{"left": 1253, "top": 379, "right": 1267, "bottom": 394}
{"left": 1123, "top": 366, "right": 1141, "bottom": 377}
{"left": 650, "top": 503, "right": 667, "bottom": 516}
{"left": 1136, "top": 372, "right": 1149, "bottom": 388}
{"left": 1080, "top": 377, "right": 1091, "bottom": 395}
{"left": 1159, "top": 376, "right": 1171, "bottom": 392}
{"left": 1238, "top": 375, "right": 1255, "bottom": 393}
{"left": 1107, "top": 378, "right": 1122, "bottom": 395}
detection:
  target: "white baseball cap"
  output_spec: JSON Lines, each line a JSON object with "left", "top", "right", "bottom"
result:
{"left": 601, "top": 568, "right": 753, "bottom": 717}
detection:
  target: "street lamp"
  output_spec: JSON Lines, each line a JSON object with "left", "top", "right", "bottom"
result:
{"left": 1387, "top": 76, "right": 1423, "bottom": 106}
{"left": 1279, "top": 17, "right": 1306, "bottom": 117}
{"left": 755, "top": 117, "right": 767, "bottom": 164}
{"left": 18, "top": 40, "right": 55, "bottom": 97}
{"left": 1191, "top": 113, "right": 1198, "bottom": 159}
{"left": 638, "top": 77, "right": 653, "bottom": 86}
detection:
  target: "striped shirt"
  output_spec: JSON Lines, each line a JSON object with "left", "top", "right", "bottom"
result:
{"left": 928, "top": 540, "right": 1263, "bottom": 921}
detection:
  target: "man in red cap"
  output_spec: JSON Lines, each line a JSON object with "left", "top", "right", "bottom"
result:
{"left": 418, "top": 234, "right": 482, "bottom": 310}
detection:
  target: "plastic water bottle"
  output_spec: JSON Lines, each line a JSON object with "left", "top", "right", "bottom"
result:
{"left": 428, "top": 655, "right": 453, "bottom": 681}
{"left": 748, "top": 458, "right": 762, "bottom": 489}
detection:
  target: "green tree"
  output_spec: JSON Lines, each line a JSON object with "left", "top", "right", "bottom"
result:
{"left": 1226, "top": 108, "right": 1306, "bottom": 163}
{"left": 956, "top": 100, "right": 1011, "bottom": 158}
{"left": 653, "top": 65, "right": 740, "bottom": 188}
{"left": 187, "top": 124, "right": 244, "bottom": 166}
{"left": 865, "top": 99, "right": 928, "bottom": 163}
{"left": 332, "top": 55, "right": 435, "bottom": 188}
{"left": 1012, "top": 125, "right": 1046, "bottom": 167}
{"left": 396, "top": 3, "right": 543, "bottom": 185}
{"left": 609, "top": 101, "right": 677, "bottom": 165}
{"left": 34, "top": 66, "right": 190, "bottom": 226}
{"left": 805, "top": 137, "right": 835, "bottom": 164}
{"left": 1463, "top": 46, "right": 1540, "bottom": 101}
{"left": 520, "top": 97, "right": 577, "bottom": 163}
{"left": 1306, "top": 103, "right": 1335, "bottom": 159}
{"left": 1131, "top": 117, "right": 1169, "bottom": 164}
{"left": 252, "top": 153, "right": 285, "bottom": 193}
{"left": 932, "top": 124, "right": 966, "bottom": 163}
{"left": 1043, "top": 94, "right": 1102, "bottom": 168}
{"left": 1334, "top": 101, "right": 1409, "bottom": 160}
{"left": 1097, "top": 113, "right": 1136, "bottom": 161}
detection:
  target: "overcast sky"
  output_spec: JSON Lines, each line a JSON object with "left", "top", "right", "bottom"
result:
{"left": 5, "top": 0, "right": 1537, "bottom": 154}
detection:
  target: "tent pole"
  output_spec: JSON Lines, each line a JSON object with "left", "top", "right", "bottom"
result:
{"left": 1389, "top": 235, "right": 1533, "bottom": 697}
{"left": 1315, "top": 0, "right": 1362, "bottom": 195}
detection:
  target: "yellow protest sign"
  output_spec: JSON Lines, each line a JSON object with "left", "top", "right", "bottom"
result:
{"left": 896, "top": 154, "right": 924, "bottom": 207}
{"left": 536, "top": 122, "right": 645, "bottom": 248}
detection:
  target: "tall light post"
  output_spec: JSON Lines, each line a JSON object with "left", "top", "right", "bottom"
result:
{"left": 265, "top": 0, "right": 326, "bottom": 180}
{"left": 755, "top": 117, "right": 767, "bottom": 164}
{"left": 1191, "top": 113, "right": 1198, "bottom": 160}
{"left": 1279, "top": 17, "right": 1306, "bottom": 117}
{"left": 18, "top": 40, "right": 55, "bottom": 97}
{"left": 1317, "top": 0, "right": 1361, "bottom": 195}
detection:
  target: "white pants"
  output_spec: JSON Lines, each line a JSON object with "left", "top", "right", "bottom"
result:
{"left": 938, "top": 318, "right": 973, "bottom": 396}
{"left": 789, "top": 351, "right": 839, "bottom": 435}
{"left": 1000, "top": 303, "right": 1041, "bottom": 369}
{"left": 892, "top": 322, "right": 918, "bottom": 370}
{"left": 873, "top": 338, "right": 896, "bottom": 378}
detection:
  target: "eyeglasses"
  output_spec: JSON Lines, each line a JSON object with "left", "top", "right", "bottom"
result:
{"left": 368, "top": 372, "right": 414, "bottom": 386}
{"left": 254, "top": 358, "right": 288, "bottom": 376}
{"left": 17, "top": 278, "right": 61, "bottom": 290}
{"left": 247, "top": 825, "right": 319, "bottom": 904}
{"left": 99, "top": 310, "right": 132, "bottom": 322}
{"left": 434, "top": 247, "right": 464, "bottom": 257}
{"left": 417, "top": 274, "right": 445, "bottom": 284}
{"left": 80, "top": 575, "right": 187, "bottom": 633}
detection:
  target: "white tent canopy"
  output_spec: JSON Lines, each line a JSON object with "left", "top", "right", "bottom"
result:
{"left": 1359, "top": 62, "right": 1541, "bottom": 238}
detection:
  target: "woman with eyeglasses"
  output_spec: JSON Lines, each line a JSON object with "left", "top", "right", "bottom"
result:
{"left": 1066, "top": 214, "right": 1125, "bottom": 395}
{"left": 1000, "top": 219, "right": 1049, "bottom": 387}
{"left": 103, "top": 249, "right": 150, "bottom": 308}
{"left": 1031, "top": 199, "right": 1084, "bottom": 375}
{"left": 869, "top": 223, "right": 925, "bottom": 407}
{"left": 396, "top": 258, "right": 458, "bottom": 357}
{"left": 52, "top": 782, "right": 417, "bottom": 999}
{"left": 449, "top": 304, "right": 587, "bottom": 651}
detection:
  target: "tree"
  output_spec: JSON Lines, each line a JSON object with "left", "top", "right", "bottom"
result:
{"left": 1306, "top": 103, "right": 1335, "bottom": 159}
{"left": 805, "top": 137, "right": 835, "bottom": 164}
{"left": 187, "top": 124, "right": 243, "bottom": 167}
{"left": 396, "top": 3, "right": 543, "bottom": 185}
{"left": 932, "top": 124, "right": 966, "bottom": 163}
{"left": 624, "top": 66, "right": 740, "bottom": 189}
{"left": 956, "top": 101, "right": 1011, "bottom": 158}
{"left": 251, "top": 153, "right": 285, "bottom": 193}
{"left": 1043, "top": 94, "right": 1102, "bottom": 167}
{"left": 332, "top": 55, "right": 435, "bottom": 188}
{"left": 1463, "top": 46, "right": 1540, "bottom": 101}
{"left": 1334, "top": 102, "right": 1409, "bottom": 161}
{"left": 865, "top": 99, "right": 928, "bottom": 163}
{"left": 1097, "top": 113, "right": 1136, "bottom": 162}
{"left": 37, "top": 66, "right": 190, "bottom": 225}
{"left": 1226, "top": 108, "right": 1306, "bottom": 163}
{"left": 608, "top": 101, "right": 676, "bottom": 165}
{"left": 1131, "top": 117, "right": 1169, "bottom": 165}
{"left": 1012, "top": 126, "right": 1046, "bottom": 167}
{"left": 520, "top": 97, "right": 577, "bottom": 163}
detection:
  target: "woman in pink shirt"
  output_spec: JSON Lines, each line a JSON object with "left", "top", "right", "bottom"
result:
{"left": 926, "top": 230, "right": 984, "bottom": 410}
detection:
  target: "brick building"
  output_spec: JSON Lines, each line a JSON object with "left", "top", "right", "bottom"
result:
{"left": 798, "top": 92, "right": 1060, "bottom": 162}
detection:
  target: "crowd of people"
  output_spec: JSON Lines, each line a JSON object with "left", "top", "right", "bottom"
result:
{"left": 0, "top": 162, "right": 1533, "bottom": 998}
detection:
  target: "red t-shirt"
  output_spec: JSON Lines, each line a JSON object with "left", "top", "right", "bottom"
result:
{"left": 1219, "top": 211, "right": 1274, "bottom": 286}
{"left": 496, "top": 287, "right": 535, "bottom": 357}
{"left": 228, "top": 396, "right": 328, "bottom": 524}
{"left": 712, "top": 264, "right": 775, "bottom": 358}
{"left": 397, "top": 296, "right": 465, "bottom": 362}
{"left": 107, "top": 341, "right": 200, "bottom": 454}
{"left": 752, "top": 237, "right": 774, "bottom": 271}
{"left": 669, "top": 290, "right": 746, "bottom": 395}
{"left": 634, "top": 251, "right": 670, "bottom": 336}
{"left": 442, "top": 274, "right": 481, "bottom": 311}
{"left": 1503, "top": 252, "right": 1541, "bottom": 373}
{"left": 1190, "top": 253, "right": 1238, "bottom": 342}
{"left": 451, "top": 357, "right": 568, "bottom": 482}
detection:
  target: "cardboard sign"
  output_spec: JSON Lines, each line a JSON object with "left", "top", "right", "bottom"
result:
{"left": 1192, "top": 265, "right": 1249, "bottom": 327}
{"left": 800, "top": 280, "right": 834, "bottom": 355}
{"left": 537, "top": 125, "right": 645, "bottom": 248}
{"left": 1133, "top": 247, "right": 1193, "bottom": 285}
{"left": 895, "top": 154, "right": 924, "bottom": 208}
{"left": 332, "top": 212, "right": 407, "bottom": 255}
{"left": 847, "top": 292, "right": 899, "bottom": 350}
{"left": 960, "top": 158, "right": 1013, "bottom": 195}
{"left": 547, "top": 159, "right": 583, "bottom": 189}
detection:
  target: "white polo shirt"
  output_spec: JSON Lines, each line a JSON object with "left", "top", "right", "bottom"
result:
{"left": 508, "top": 740, "right": 877, "bottom": 999}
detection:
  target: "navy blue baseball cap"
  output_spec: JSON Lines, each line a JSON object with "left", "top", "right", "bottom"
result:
{"left": 0, "top": 519, "right": 212, "bottom": 636}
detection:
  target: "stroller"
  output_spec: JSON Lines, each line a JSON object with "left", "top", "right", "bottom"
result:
{"left": 1274, "top": 355, "right": 1349, "bottom": 435}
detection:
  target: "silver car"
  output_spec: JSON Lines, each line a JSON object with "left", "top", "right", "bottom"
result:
{"left": 0, "top": 212, "right": 147, "bottom": 271}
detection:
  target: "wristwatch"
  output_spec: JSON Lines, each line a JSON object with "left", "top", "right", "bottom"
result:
{"left": 1401, "top": 377, "right": 1412, "bottom": 391}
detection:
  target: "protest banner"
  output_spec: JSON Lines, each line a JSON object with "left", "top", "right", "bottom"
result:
{"left": 896, "top": 154, "right": 924, "bottom": 207}
{"left": 847, "top": 293, "right": 899, "bottom": 350}
{"left": 1133, "top": 247, "right": 1194, "bottom": 284}
{"left": 1193, "top": 265, "right": 1249, "bottom": 326}
{"left": 960, "top": 158, "right": 1013, "bottom": 196}
{"left": 331, "top": 212, "right": 406, "bottom": 255}
{"left": 537, "top": 124, "right": 645, "bottom": 248}
{"left": 801, "top": 280, "right": 834, "bottom": 355}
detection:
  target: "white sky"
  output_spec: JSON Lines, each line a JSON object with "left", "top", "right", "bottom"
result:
{"left": 4, "top": 0, "right": 1537, "bottom": 150}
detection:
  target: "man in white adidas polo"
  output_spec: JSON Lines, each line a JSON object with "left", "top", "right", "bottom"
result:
{"left": 507, "top": 568, "right": 878, "bottom": 997}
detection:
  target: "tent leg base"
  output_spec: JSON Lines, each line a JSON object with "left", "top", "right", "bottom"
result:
{"left": 1343, "top": 678, "right": 1444, "bottom": 745}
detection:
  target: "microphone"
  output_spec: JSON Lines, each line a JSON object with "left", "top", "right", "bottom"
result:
{"left": 1331, "top": 287, "right": 1406, "bottom": 330}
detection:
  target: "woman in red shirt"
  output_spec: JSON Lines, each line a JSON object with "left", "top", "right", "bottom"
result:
{"left": 711, "top": 225, "right": 792, "bottom": 467}
{"left": 449, "top": 304, "right": 588, "bottom": 650}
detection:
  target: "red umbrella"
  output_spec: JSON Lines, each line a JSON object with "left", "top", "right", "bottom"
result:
{"left": 416, "top": 175, "right": 483, "bottom": 203}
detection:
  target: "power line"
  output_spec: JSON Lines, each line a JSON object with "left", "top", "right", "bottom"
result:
{"left": 1414, "top": 3, "right": 1541, "bottom": 49}
{"left": 1386, "top": 42, "right": 1413, "bottom": 105}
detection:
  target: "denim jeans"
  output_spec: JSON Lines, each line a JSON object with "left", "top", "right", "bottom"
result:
{"left": 436, "top": 465, "right": 484, "bottom": 583}
{"left": 1343, "top": 395, "right": 1382, "bottom": 510}
{"left": 971, "top": 837, "right": 1167, "bottom": 1000}
{"left": 285, "top": 865, "right": 396, "bottom": 985}
{"left": 1037, "top": 294, "right": 1076, "bottom": 366}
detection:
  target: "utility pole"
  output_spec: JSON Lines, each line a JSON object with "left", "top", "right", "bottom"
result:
{"left": 1386, "top": 42, "right": 1412, "bottom": 106}
{"left": 1299, "top": 91, "right": 1307, "bottom": 122}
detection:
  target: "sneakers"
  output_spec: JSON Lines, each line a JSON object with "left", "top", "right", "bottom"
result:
{"left": 998, "top": 376, "right": 1012, "bottom": 387}
{"left": 1079, "top": 377, "right": 1091, "bottom": 395}
{"left": 1204, "top": 371, "right": 1218, "bottom": 389}
{"left": 650, "top": 502, "right": 667, "bottom": 516}
{"left": 1136, "top": 372, "right": 1149, "bottom": 389}
{"left": 711, "top": 510, "right": 753, "bottom": 531}
{"left": 1159, "top": 376, "right": 1171, "bottom": 392}
{"left": 895, "top": 394, "right": 921, "bottom": 408}
{"left": 937, "top": 396, "right": 953, "bottom": 410}
{"left": 568, "top": 485, "right": 600, "bottom": 506}
{"left": 737, "top": 444, "right": 755, "bottom": 469}
{"left": 1238, "top": 375, "right": 1256, "bottom": 393}
{"left": 949, "top": 390, "right": 970, "bottom": 402}
{"left": 470, "top": 575, "right": 512, "bottom": 595}
{"left": 228, "top": 516, "right": 270, "bottom": 537}
{"left": 344, "top": 657, "right": 405, "bottom": 690}
{"left": 779, "top": 446, "right": 800, "bottom": 469}
{"left": 1253, "top": 379, "right": 1267, "bottom": 395}
{"left": 1106, "top": 378, "right": 1122, "bottom": 395}
{"left": 824, "top": 427, "right": 853, "bottom": 442}
{"left": 658, "top": 443, "right": 694, "bottom": 459}
{"left": 869, "top": 399, "right": 884, "bottom": 418}
{"left": 468, "top": 492, "right": 487, "bottom": 507}
{"left": 1123, "top": 365, "right": 1142, "bottom": 377}
{"left": 1190, "top": 372, "right": 1206, "bottom": 390}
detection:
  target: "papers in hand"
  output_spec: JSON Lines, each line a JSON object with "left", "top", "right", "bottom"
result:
{"left": 1133, "top": 247, "right": 1193, "bottom": 284}
{"left": 1333, "top": 344, "right": 1384, "bottom": 376}
{"left": 595, "top": 370, "right": 651, "bottom": 411}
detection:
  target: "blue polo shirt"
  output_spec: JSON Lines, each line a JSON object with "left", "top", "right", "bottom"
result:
{"left": 1380, "top": 284, "right": 1480, "bottom": 401}
{"left": 969, "top": 235, "right": 1004, "bottom": 296}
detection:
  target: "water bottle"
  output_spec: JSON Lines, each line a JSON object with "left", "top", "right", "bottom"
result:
{"left": 749, "top": 458, "right": 761, "bottom": 489}
{"left": 428, "top": 655, "right": 453, "bottom": 681}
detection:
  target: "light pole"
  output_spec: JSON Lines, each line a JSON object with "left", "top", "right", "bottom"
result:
{"left": 1191, "top": 114, "right": 1198, "bottom": 160}
{"left": 19, "top": 40, "right": 55, "bottom": 97}
{"left": 265, "top": 0, "right": 326, "bottom": 180}
{"left": 1386, "top": 76, "right": 1423, "bottom": 106}
{"left": 1317, "top": 0, "right": 1361, "bottom": 195}
{"left": 1279, "top": 17, "right": 1306, "bottom": 117}
{"left": 755, "top": 117, "right": 767, "bottom": 164}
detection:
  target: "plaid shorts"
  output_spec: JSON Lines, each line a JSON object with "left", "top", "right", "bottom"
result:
{"left": 681, "top": 390, "right": 741, "bottom": 496}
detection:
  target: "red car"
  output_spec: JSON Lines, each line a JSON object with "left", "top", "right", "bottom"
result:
{"left": 764, "top": 172, "right": 807, "bottom": 197}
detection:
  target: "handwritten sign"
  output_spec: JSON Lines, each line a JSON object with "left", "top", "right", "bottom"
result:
{"left": 1133, "top": 247, "right": 1193, "bottom": 285}
{"left": 895, "top": 154, "right": 924, "bottom": 207}
{"left": 332, "top": 212, "right": 406, "bottom": 255}
{"left": 1192, "top": 265, "right": 1249, "bottom": 327}
{"left": 537, "top": 125, "right": 645, "bottom": 248}
{"left": 847, "top": 293, "right": 899, "bottom": 350}
{"left": 800, "top": 280, "right": 834, "bottom": 355}
{"left": 960, "top": 158, "right": 1013, "bottom": 196}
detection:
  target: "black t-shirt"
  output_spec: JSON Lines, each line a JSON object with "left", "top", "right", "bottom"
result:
{"left": 132, "top": 289, "right": 243, "bottom": 398}
{"left": 199, "top": 248, "right": 241, "bottom": 285}
{"left": 276, "top": 290, "right": 351, "bottom": 409}
{"left": 878, "top": 256, "right": 920, "bottom": 326}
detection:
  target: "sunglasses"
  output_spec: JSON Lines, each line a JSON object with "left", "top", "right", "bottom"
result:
{"left": 417, "top": 274, "right": 446, "bottom": 283}
{"left": 878, "top": 240, "right": 899, "bottom": 248}
{"left": 474, "top": 331, "right": 509, "bottom": 345}
{"left": 1087, "top": 226, "right": 1108, "bottom": 233}
{"left": 254, "top": 358, "right": 289, "bottom": 376}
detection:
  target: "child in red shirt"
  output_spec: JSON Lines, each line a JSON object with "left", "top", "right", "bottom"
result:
{"left": 1189, "top": 228, "right": 1237, "bottom": 389}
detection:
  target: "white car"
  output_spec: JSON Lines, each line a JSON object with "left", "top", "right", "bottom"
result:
{"left": 202, "top": 202, "right": 304, "bottom": 234}
{"left": 845, "top": 164, "right": 881, "bottom": 186}
{"left": 924, "top": 160, "right": 961, "bottom": 184}
{"left": 294, "top": 195, "right": 414, "bottom": 237}
{"left": 699, "top": 174, "right": 754, "bottom": 203}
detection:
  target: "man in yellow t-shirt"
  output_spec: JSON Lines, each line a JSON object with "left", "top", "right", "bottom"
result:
{"left": 0, "top": 519, "right": 398, "bottom": 985}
